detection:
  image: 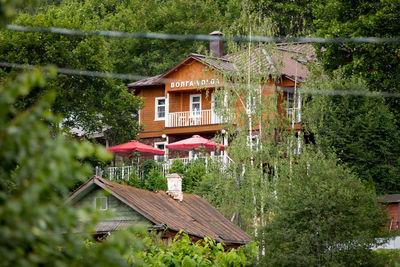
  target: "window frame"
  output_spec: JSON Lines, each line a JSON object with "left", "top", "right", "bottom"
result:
{"left": 95, "top": 196, "right": 108, "bottom": 211}
{"left": 154, "top": 141, "right": 167, "bottom": 162}
{"left": 155, "top": 97, "right": 166, "bottom": 121}
{"left": 190, "top": 94, "right": 202, "bottom": 117}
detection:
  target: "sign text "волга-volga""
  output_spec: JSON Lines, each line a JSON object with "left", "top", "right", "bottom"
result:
{"left": 170, "top": 79, "right": 220, "bottom": 88}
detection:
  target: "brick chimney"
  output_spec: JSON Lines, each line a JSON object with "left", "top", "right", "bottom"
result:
{"left": 209, "top": 31, "right": 223, "bottom": 58}
{"left": 166, "top": 173, "right": 183, "bottom": 201}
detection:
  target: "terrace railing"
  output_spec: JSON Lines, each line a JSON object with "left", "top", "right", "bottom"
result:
{"left": 166, "top": 109, "right": 222, "bottom": 128}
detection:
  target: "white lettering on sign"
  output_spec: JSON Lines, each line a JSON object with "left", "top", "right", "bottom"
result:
{"left": 170, "top": 79, "right": 220, "bottom": 89}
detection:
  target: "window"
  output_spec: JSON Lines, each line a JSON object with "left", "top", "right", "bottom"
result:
{"left": 294, "top": 133, "right": 302, "bottom": 155}
{"left": 190, "top": 94, "right": 201, "bottom": 117}
{"left": 247, "top": 135, "right": 259, "bottom": 151}
{"left": 155, "top": 97, "right": 166, "bottom": 120}
{"left": 285, "top": 87, "right": 301, "bottom": 122}
{"left": 95, "top": 196, "right": 108, "bottom": 210}
{"left": 154, "top": 142, "right": 167, "bottom": 162}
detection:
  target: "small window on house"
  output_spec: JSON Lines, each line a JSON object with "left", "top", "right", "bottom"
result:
{"left": 95, "top": 196, "right": 108, "bottom": 210}
{"left": 190, "top": 94, "right": 201, "bottom": 117}
{"left": 155, "top": 97, "right": 166, "bottom": 120}
{"left": 154, "top": 142, "right": 167, "bottom": 162}
{"left": 285, "top": 88, "right": 301, "bottom": 122}
{"left": 247, "top": 135, "right": 259, "bottom": 151}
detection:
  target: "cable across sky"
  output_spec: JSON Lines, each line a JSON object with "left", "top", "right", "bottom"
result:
{"left": 6, "top": 24, "right": 400, "bottom": 44}
{"left": 2, "top": 61, "right": 400, "bottom": 99}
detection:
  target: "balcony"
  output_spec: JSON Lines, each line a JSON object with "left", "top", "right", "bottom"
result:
{"left": 166, "top": 109, "right": 222, "bottom": 128}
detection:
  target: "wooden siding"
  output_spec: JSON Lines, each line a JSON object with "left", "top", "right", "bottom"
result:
{"left": 137, "top": 57, "right": 301, "bottom": 140}
{"left": 139, "top": 86, "right": 165, "bottom": 134}
{"left": 73, "top": 187, "right": 149, "bottom": 222}
{"left": 165, "top": 59, "right": 223, "bottom": 93}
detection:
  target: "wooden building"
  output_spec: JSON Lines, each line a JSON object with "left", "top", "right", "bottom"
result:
{"left": 128, "top": 32, "right": 311, "bottom": 161}
{"left": 67, "top": 174, "right": 251, "bottom": 248}
{"left": 379, "top": 194, "right": 400, "bottom": 231}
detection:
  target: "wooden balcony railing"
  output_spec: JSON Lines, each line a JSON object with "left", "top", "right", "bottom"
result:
{"left": 166, "top": 109, "right": 222, "bottom": 127}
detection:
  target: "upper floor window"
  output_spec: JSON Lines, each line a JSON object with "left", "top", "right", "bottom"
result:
{"left": 95, "top": 196, "right": 108, "bottom": 210}
{"left": 285, "top": 87, "right": 301, "bottom": 123}
{"left": 155, "top": 97, "right": 166, "bottom": 120}
{"left": 190, "top": 94, "right": 201, "bottom": 117}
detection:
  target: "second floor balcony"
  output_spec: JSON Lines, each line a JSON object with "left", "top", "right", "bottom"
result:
{"left": 166, "top": 109, "right": 223, "bottom": 128}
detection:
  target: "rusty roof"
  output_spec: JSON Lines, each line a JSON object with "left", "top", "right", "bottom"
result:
{"left": 379, "top": 194, "right": 400, "bottom": 203}
{"left": 68, "top": 176, "right": 251, "bottom": 245}
{"left": 128, "top": 43, "right": 313, "bottom": 88}
{"left": 127, "top": 74, "right": 163, "bottom": 87}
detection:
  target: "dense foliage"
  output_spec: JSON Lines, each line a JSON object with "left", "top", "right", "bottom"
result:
{"left": 136, "top": 232, "right": 257, "bottom": 266}
{"left": 304, "top": 75, "right": 400, "bottom": 194}
{"left": 262, "top": 151, "right": 388, "bottom": 266}
{"left": 0, "top": 68, "right": 149, "bottom": 266}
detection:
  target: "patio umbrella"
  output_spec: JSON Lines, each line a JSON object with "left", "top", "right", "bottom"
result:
{"left": 107, "top": 140, "right": 165, "bottom": 157}
{"left": 166, "top": 135, "right": 225, "bottom": 152}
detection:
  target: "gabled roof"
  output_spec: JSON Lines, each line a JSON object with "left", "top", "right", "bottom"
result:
{"left": 128, "top": 43, "right": 313, "bottom": 88}
{"left": 379, "top": 194, "right": 400, "bottom": 203}
{"left": 68, "top": 176, "right": 251, "bottom": 245}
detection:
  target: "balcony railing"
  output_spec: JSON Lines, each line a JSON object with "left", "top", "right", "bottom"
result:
{"left": 96, "top": 154, "right": 234, "bottom": 181}
{"left": 287, "top": 107, "right": 301, "bottom": 123}
{"left": 166, "top": 109, "right": 222, "bottom": 127}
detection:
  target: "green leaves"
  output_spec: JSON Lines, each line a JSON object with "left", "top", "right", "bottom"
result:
{"left": 0, "top": 68, "right": 147, "bottom": 266}
{"left": 137, "top": 232, "right": 257, "bottom": 266}
{"left": 262, "top": 151, "right": 389, "bottom": 266}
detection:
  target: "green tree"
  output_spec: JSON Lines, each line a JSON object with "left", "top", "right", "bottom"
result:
{"left": 312, "top": 0, "right": 400, "bottom": 124}
{"left": 0, "top": 2, "right": 141, "bottom": 142}
{"left": 0, "top": 68, "right": 146, "bottom": 266}
{"left": 262, "top": 150, "right": 388, "bottom": 266}
{"left": 303, "top": 75, "right": 400, "bottom": 194}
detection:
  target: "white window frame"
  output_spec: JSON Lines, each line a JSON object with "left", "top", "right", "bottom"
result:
{"left": 284, "top": 87, "right": 301, "bottom": 123}
{"left": 95, "top": 196, "right": 108, "bottom": 210}
{"left": 247, "top": 135, "right": 259, "bottom": 151}
{"left": 154, "top": 141, "right": 167, "bottom": 162}
{"left": 155, "top": 97, "right": 166, "bottom": 121}
{"left": 190, "top": 94, "right": 202, "bottom": 117}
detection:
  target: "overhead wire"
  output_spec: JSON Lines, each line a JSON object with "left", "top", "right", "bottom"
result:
{"left": 6, "top": 24, "right": 400, "bottom": 44}
{"left": 1, "top": 61, "right": 400, "bottom": 98}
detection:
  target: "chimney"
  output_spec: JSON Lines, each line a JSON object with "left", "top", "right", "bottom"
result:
{"left": 209, "top": 31, "right": 223, "bottom": 58}
{"left": 166, "top": 173, "right": 183, "bottom": 201}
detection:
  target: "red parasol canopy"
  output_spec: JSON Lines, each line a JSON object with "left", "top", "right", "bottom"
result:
{"left": 166, "top": 135, "right": 225, "bottom": 152}
{"left": 107, "top": 140, "right": 165, "bottom": 156}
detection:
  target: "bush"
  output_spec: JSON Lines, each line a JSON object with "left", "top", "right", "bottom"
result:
{"left": 183, "top": 159, "right": 207, "bottom": 193}
{"left": 136, "top": 232, "right": 258, "bottom": 266}
{"left": 169, "top": 158, "right": 185, "bottom": 174}
{"left": 144, "top": 168, "right": 167, "bottom": 191}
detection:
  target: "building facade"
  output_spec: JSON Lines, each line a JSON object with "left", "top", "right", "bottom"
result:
{"left": 128, "top": 33, "right": 311, "bottom": 162}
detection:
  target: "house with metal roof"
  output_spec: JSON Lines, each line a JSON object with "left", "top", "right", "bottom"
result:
{"left": 67, "top": 173, "right": 251, "bottom": 248}
{"left": 127, "top": 31, "right": 313, "bottom": 169}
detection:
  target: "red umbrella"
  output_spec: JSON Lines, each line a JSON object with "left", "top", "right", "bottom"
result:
{"left": 166, "top": 135, "right": 225, "bottom": 152}
{"left": 107, "top": 140, "right": 165, "bottom": 156}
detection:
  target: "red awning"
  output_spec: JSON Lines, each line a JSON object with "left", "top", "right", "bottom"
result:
{"left": 107, "top": 140, "right": 165, "bottom": 156}
{"left": 166, "top": 135, "right": 225, "bottom": 152}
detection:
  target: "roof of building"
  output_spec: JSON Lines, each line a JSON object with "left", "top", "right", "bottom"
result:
{"left": 128, "top": 42, "right": 313, "bottom": 88}
{"left": 68, "top": 176, "right": 251, "bottom": 245}
{"left": 379, "top": 194, "right": 400, "bottom": 203}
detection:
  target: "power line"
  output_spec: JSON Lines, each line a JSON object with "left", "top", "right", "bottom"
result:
{"left": 6, "top": 24, "right": 400, "bottom": 44}
{"left": 2, "top": 61, "right": 400, "bottom": 99}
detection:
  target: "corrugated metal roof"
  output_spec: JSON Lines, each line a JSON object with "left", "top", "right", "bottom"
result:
{"left": 95, "top": 220, "right": 134, "bottom": 233}
{"left": 127, "top": 74, "right": 163, "bottom": 87}
{"left": 128, "top": 43, "right": 312, "bottom": 88}
{"left": 72, "top": 176, "right": 251, "bottom": 245}
{"left": 379, "top": 194, "right": 400, "bottom": 203}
